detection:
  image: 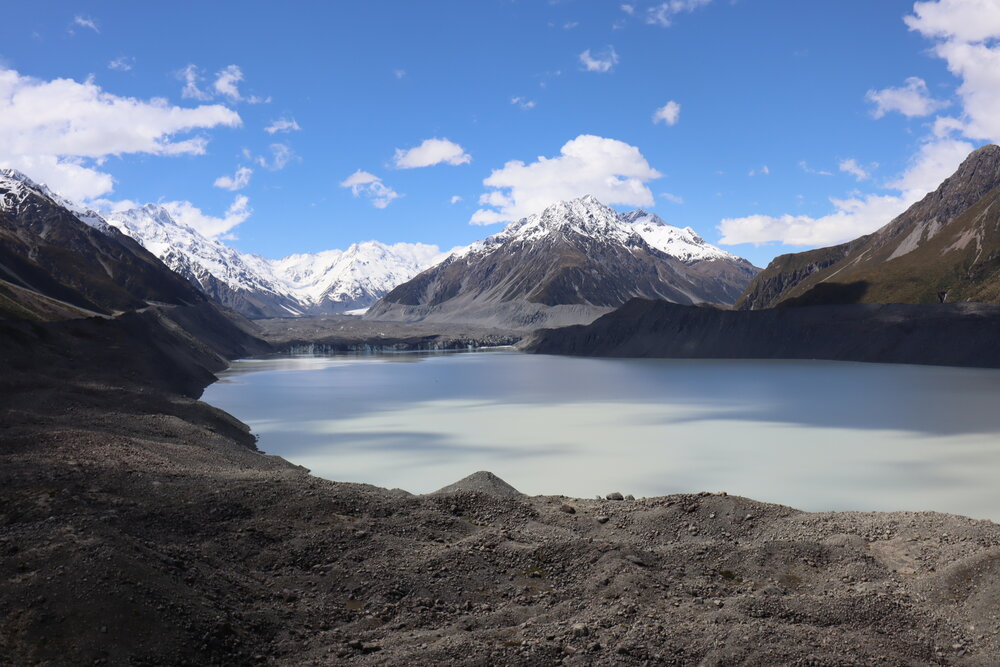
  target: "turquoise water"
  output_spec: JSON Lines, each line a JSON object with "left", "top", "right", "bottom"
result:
{"left": 203, "top": 351, "right": 1000, "bottom": 520}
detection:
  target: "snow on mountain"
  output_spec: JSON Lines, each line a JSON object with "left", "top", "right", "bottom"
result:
{"left": 0, "top": 168, "right": 113, "bottom": 233}
{"left": 105, "top": 204, "right": 448, "bottom": 318}
{"left": 270, "top": 241, "right": 446, "bottom": 310}
{"left": 621, "top": 209, "right": 742, "bottom": 264}
{"left": 455, "top": 194, "right": 744, "bottom": 266}
{"left": 368, "top": 195, "right": 761, "bottom": 329}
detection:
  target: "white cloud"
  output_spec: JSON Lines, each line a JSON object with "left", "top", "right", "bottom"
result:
{"left": 646, "top": 0, "right": 712, "bottom": 27}
{"left": 394, "top": 69, "right": 406, "bottom": 79}
{"left": 0, "top": 67, "right": 241, "bottom": 201}
{"left": 470, "top": 134, "right": 662, "bottom": 225}
{"left": 511, "top": 96, "right": 536, "bottom": 110}
{"left": 179, "top": 64, "right": 212, "bottom": 101}
{"left": 214, "top": 166, "right": 252, "bottom": 191}
{"left": 72, "top": 16, "right": 99, "bottom": 33}
{"left": 718, "top": 138, "right": 973, "bottom": 246}
{"left": 661, "top": 192, "right": 684, "bottom": 204}
{"left": 838, "top": 159, "right": 869, "bottom": 181}
{"left": 579, "top": 47, "right": 619, "bottom": 73}
{"left": 904, "top": 0, "right": 1000, "bottom": 43}
{"left": 450, "top": 195, "right": 462, "bottom": 204}
{"left": 718, "top": 195, "right": 906, "bottom": 247}
{"left": 162, "top": 195, "right": 251, "bottom": 238}
{"left": 211, "top": 65, "right": 269, "bottom": 104}
{"left": 621, "top": 4, "right": 636, "bottom": 15}
{"left": 264, "top": 117, "right": 301, "bottom": 134}
{"left": 866, "top": 77, "right": 949, "bottom": 118}
{"left": 108, "top": 57, "right": 134, "bottom": 72}
{"left": 906, "top": 1, "right": 1000, "bottom": 141}
{"left": 340, "top": 170, "right": 400, "bottom": 209}
{"left": 213, "top": 65, "right": 244, "bottom": 100}
{"left": 393, "top": 138, "right": 471, "bottom": 169}
{"left": 652, "top": 100, "right": 681, "bottom": 125}
{"left": 748, "top": 165, "right": 770, "bottom": 177}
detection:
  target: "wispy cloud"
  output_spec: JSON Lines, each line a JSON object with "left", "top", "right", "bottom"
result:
{"left": 652, "top": 100, "right": 681, "bottom": 125}
{"left": 579, "top": 47, "right": 619, "bottom": 73}
{"left": 645, "top": 0, "right": 712, "bottom": 28}
{"left": 511, "top": 96, "right": 536, "bottom": 110}
{"left": 214, "top": 166, "right": 252, "bottom": 191}
{"left": 340, "top": 170, "right": 400, "bottom": 209}
{"left": 866, "top": 77, "right": 949, "bottom": 119}
{"left": 839, "top": 158, "right": 870, "bottom": 181}
{"left": 108, "top": 56, "right": 134, "bottom": 72}
{"left": 798, "top": 161, "right": 833, "bottom": 176}
{"left": 265, "top": 118, "right": 301, "bottom": 134}
{"left": 72, "top": 15, "right": 99, "bottom": 34}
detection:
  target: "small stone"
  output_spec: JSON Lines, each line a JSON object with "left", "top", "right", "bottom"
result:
{"left": 559, "top": 504, "right": 576, "bottom": 514}
{"left": 625, "top": 494, "right": 635, "bottom": 501}
{"left": 606, "top": 492, "right": 624, "bottom": 501}
{"left": 596, "top": 516, "right": 610, "bottom": 524}
{"left": 571, "top": 623, "right": 589, "bottom": 637}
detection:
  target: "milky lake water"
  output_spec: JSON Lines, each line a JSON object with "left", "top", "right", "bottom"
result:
{"left": 202, "top": 351, "right": 1000, "bottom": 520}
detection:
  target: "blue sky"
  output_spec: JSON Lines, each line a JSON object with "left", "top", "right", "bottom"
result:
{"left": 1, "top": 0, "right": 995, "bottom": 267}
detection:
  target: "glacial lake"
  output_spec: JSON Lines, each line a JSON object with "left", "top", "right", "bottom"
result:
{"left": 203, "top": 351, "right": 1000, "bottom": 520}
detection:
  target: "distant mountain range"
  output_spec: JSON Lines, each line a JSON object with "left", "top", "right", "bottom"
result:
{"left": 739, "top": 144, "right": 1000, "bottom": 309}
{"left": 105, "top": 204, "right": 445, "bottom": 319}
{"left": 0, "top": 168, "right": 447, "bottom": 319}
{"left": 0, "top": 169, "right": 761, "bottom": 325}
{"left": 367, "top": 195, "right": 760, "bottom": 329}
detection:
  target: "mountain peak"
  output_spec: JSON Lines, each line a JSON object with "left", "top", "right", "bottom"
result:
{"left": 0, "top": 167, "right": 35, "bottom": 186}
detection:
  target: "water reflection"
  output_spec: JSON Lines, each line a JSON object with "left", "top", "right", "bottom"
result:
{"left": 204, "top": 351, "right": 1000, "bottom": 520}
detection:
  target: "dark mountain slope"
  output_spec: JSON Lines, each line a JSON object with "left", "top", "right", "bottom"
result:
{"left": 0, "top": 170, "right": 269, "bottom": 393}
{"left": 0, "top": 185, "right": 204, "bottom": 318}
{"left": 525, "top": 298, "right": 1000, "bottom": 369}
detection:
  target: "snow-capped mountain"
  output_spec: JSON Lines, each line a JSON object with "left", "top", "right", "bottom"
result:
{"left": 106, "top": 205, "right": 448, "bottom": 319}
{"left": 269, "top": 242, "right": 445, "bottom": 314}
{"left": 367, "top": 195, "right": 760, "bottom": 329}
{"left": 1, "top": 168, "right": 450, "bottom": 319}
{"left": 106, "top": 205, "right": 305, "bottom": 318}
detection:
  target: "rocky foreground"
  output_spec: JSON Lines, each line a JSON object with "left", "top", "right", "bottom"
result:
{"left": 4, "top": 365, "right": 1000, "bottom": 665}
